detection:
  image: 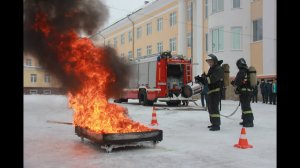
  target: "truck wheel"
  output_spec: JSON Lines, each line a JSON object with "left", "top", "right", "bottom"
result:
{"left": 114, "top": 99, "right": 122, "bottom": 103}
{"left": 138, "top": 91, "right": 145, "bottom": 105}
{"left": 114, "top": 99, "right": 128, "bottom": 103}
{"left": 121, "top": 98, "right": 128, "bottom": 103}
{"left": 140, "top": 90, "right": 154, "bottom": 106}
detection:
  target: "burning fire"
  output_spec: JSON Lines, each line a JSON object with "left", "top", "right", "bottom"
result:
{"left": 33, "top": 13, "right": 153, "bottom": 134}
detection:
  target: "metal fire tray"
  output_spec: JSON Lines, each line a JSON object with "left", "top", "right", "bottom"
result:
{"left": 75, "top": 126, "right": 163, "bottom": 152}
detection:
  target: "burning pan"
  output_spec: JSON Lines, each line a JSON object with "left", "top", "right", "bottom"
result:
{"left": 75, "top": 126, "right": 163, "bottom": 152}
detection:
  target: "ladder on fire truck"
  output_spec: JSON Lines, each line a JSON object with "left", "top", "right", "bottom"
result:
{"left": 186, "top": 64, "right": 192, "bottom": 82}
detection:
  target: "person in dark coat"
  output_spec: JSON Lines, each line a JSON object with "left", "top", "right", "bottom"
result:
{"left": 260, "top": 79, "right": 267, "bottom": 103}
{"left": 196, "top": 54, "right": 224, "bottom": 131}
{"left": 266, "top": 80, "right": 273, "bottom": 104}
{"left": 231, "top": 58, "right": 254, "bottom": 127}
{"left": 271, "top": 79, "right": 277, "bottom": 105}
{"left": 251, "top": 81, "right": 259, "bottom": 103}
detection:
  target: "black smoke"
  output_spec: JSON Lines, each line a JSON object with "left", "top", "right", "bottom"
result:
{"left": 24, "top": 0, "right": 130, "bottom": 98}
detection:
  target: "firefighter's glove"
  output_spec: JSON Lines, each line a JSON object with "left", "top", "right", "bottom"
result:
{"left": 230, "top": 80, "right": 235, "bottom": 86}
{"left": 195, "top": 76, "right": 205, "bottom": 85}
{"left": 194, "top": 75, "right": 200, "bottom": 83}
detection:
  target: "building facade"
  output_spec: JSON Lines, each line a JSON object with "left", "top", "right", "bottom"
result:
{"left": 95, "top": 0, "right": 276, "bottom": 78}
{"left": 23, "top": 55, "right": 64, "bottom": 94}
{"left": 93, "top": 0, "right": 276, "bottom": 100}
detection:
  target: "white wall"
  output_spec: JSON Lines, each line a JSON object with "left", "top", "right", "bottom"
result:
{"left": 263, "top": 0, "right": 276, "bottom": 75}
{"left": 178, "top": 0, "right": 187, "bottom": 56}
{"left": 207, "top": 0, "right": 251, "bottom": 75}
{"left": 192, "top": 0, "right": 202, "bottom": 77}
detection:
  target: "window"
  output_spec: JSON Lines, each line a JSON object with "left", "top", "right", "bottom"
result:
{"left": 147, "top": 45, "right": 152, "bottom": 55}
{"left": 137, "top": 27, "right": 142, "bottom": 39}
{"left": 107, "top": 40, "right": 111, "bottom": 46}
{"left": 205, "top": 33, "right": 208, "bottom": 51}
{"left": 211, "top": 26, "right": 224, "bottom": 52}
{"left": 233, "top": 0, "right": 240, "bottom": 8}
{"left": 120, "top": 57, "right": 125, "bottom": 63}
{"left": 147, "top": 23, "right": 152, "bottom": 35}
{"left": 169, "top": 12, "right": 177, "bottom": 27}
{"left": 212, "top": 0, "right": 224, "bottom": 14}
{"left": 25, "top": 58, "right": 32, "bottom": 66}
{"left": 187, "top": 2, "right": 192, "bottom": 21}
{"left": 30, "top": 90, "right": 38, "bottom": 94}
{"left": 231, "top": 27, "right": 242, "bottom": 50}
{"left": 31, "top": 74, "right": 37, "bottom": 83}
{"left": 187, "top": 33, "right": 192, "bottom": 47}
{"left": 157, "top": 18, "right": 163, "bottom": 32}
{"left": 128, "top": 31, "right": 133, "bottom": 42}
{"left": 121, "top": 34, "right": 125, "bottom": 45}
{"left": 137, "top": 48, "right": 142, "bottom": 57}
{"left": 44, "top": 74, "right": 50, "bottom": 83}
{"left": 205, "top": 0, "right": 208, "bottom": 18}
{"left": 120, "top": 53, "right": 125, "bottom": 62}
{"left": 169, "top": 38, "right": 176, "bottom": 52}
{"left": 43, "top": 90, "right": 51, "bottom": 94}
{"left": 157, "top": 42, "right": 163, "bottom": 53}
{"left": 128, "top": 51, "right": 133, "bottom": 60}
{"left": 113, "top": 37, "right": 117, "bottom": 48}
{"left": 253, "top": 19, "right": 263, "bottom": 41}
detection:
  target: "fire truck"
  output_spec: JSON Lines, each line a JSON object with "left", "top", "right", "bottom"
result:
{"left": 114, "top": 51, "right": 201, "bottom": 106}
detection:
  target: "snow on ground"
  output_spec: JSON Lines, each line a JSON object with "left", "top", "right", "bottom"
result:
{"left": 24, "top": 95, "right": 276, "bottom": 168}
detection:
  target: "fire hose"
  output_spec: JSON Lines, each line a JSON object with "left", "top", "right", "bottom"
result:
{"left": 220, "top": 102, "right": 240, "bottom": 118}
{"left": 47, "top": 120, "right": 73, "bottom": 125}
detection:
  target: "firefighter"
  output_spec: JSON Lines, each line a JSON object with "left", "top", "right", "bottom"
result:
{"left": 231, "top": 58, "right": 254, "bottom": 127}
{"left": 196, "top": 54, "right": 224, "bottom": 131}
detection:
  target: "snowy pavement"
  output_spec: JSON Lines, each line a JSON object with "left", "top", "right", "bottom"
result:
{"left": 24, "top": 95, "right": 276, "bottom": 168}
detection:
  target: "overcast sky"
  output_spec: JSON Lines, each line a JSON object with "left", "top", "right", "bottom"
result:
{"left": 102, "top": 0, "right": 152, "bottom": 28}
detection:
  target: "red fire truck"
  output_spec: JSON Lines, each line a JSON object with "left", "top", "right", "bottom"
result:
{"left": 114, "top": 52, "right": 201, "bottom": 106}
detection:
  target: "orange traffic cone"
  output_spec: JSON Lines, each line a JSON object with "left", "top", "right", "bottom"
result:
{"left": 234, "top": 127, "right": 253, "bottom": 149}
{"left": 150, "top": 106, "right": 159, "bottom": 126}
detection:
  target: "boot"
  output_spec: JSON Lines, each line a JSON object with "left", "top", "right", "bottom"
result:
{"left": 209, "top": 126, "right": 220, "bottom": 131}
{"left": 239, "top": 122, "right": 243, "bottom": 125}
{"left": 207, "top": 125, "right": 213, "bottom": 128}
{"left": 243, "top": 122, "right": 254, "bottom": 127}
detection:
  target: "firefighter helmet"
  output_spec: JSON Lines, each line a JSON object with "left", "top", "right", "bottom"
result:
{"left": 206, "top": 54, "right": 219, "bottom": 65}
{"left": 236, "top": 58, "right": 248, "bottom": 69}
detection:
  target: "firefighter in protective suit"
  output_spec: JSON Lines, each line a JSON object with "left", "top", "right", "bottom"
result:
{"left": 231, "top": 58, "right": 254, "bottom": 127}
{"left": 196, "top": 54, "right": 224, "bottom": 131}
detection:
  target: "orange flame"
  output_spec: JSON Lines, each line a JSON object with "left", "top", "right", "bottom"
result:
{"left": 33, "top": 13, "right": 153, "bottom": 133}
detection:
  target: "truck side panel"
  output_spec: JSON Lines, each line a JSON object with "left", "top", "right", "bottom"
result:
{"left": 129, "top": 64, "right": 139, "bottom": 89}
{"left": 148, "top": 61, "right": 157, "bottom": 88}
{"left": 138, "top": 62, "right": 149, "bottom": 86}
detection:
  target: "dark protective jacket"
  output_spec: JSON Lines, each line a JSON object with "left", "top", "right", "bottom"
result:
{"left": 233, "top": 68, "right": 251, "bottom": 93}
{"left": 207, "top": 65, "right": 224, "bottom": 92}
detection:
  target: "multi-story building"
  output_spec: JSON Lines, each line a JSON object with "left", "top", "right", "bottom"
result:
{"left": 23, "top": 55, "right": 63, "bottom": 94}
{"left": 94, "top": 0, "right": 276, "bottom": 77}
{"left": 92, "top": 0, "right": 276, "bottom": 100}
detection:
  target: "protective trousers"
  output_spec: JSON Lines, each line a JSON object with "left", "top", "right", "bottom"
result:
{"left": 207, "top": 92, "right": 221, "bottom": 126}
{"left": 239, "top": 92, "right": 254, "bottom": 124}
